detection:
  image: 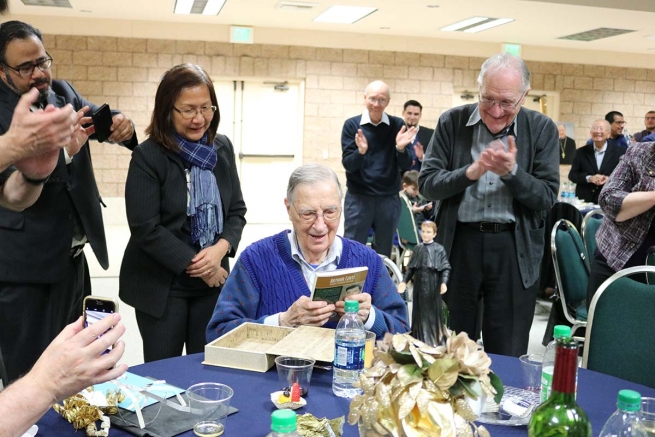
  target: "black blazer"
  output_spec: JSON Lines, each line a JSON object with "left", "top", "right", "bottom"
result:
{"left": 0, "top": 79, "right": 137, "bottom": 283}
{"left": 119, "top": 134, "right": 247, "bottom": 318}
{"left": 568, "top": 143, "right": 625, "bottom": 204}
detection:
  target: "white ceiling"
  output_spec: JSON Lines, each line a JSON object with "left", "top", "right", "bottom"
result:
{"left": 6, "top": 0, "right": 655, "bottom": 55}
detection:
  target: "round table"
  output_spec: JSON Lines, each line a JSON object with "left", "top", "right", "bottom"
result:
{"left": 37, "top": 353, "right": 655, "bottom": 436}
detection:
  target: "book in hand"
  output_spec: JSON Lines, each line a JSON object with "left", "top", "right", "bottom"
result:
{"left": 309, "top": 266, "right": 368, "bottom": 304}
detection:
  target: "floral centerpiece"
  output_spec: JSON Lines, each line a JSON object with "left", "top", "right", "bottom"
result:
{"left": 348, "top": 332, "right": 503, "bottom": 437}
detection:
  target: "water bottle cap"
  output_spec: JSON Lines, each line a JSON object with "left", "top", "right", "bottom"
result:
{"left": 271, "top": 409, "right": 297, "bottom": 432}
{"left": 617, "top": 389, "right": 641, "bottom": 411}
{"left": 553, "top": 325, "right": 571, "bottom": 339}
{"left": 345, "top": 300, "right": 359, "bottom": 312}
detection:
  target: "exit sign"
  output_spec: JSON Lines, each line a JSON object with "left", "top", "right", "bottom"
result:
{"left": 502, "top": 43, "right": 522, "bottom": 57}
{"left": 230, "top": 26, "right": 254, "bottom": 44}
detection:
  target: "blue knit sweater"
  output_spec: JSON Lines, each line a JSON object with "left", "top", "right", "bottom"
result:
{"left": 206, "top": 231, "right": 409, "bottom": 341}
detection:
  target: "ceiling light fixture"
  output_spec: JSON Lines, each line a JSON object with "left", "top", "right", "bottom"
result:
{"left": 440, "top": 16, "right": 488, "bottom": 32}
{"left": 464, "top": 18, "right": 514, "bottom": 33}
{"left": 174, "top": 0, "right": 193, "bottom": 14}
{"left": 313, "top": 5, "right": 377, "bottom": 24}
{"left": 203, "top": 0, "right": 226, "bottom": 15}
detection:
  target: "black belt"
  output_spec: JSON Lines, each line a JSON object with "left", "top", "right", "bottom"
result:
{"left": 71, "top": 245, "right": 85, "bottom": 258}
{"left": 458, "top": 221, "right": 515, "bottom": 233}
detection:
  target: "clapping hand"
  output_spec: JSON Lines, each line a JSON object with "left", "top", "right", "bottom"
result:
{"left": 395, "top": 126, "right": 417, "bottom": 151}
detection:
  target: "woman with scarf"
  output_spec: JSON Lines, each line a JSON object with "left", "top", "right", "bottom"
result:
{"left": 120, "top": 64, "right": 246, "bottom": 362}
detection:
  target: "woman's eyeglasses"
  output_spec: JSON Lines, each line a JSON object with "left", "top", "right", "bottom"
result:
{"left": 173, "top": 106, "right": 217, "bottom": 119}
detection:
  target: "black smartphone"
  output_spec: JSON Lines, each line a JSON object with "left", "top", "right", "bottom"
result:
{"left": 92, "top": 103, "right": 113, "bottom": 143}
{"left": 83, "top": 296, "right": 118, "bottom": 354}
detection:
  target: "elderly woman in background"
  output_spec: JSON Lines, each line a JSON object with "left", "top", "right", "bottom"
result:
{"left": 587, "top": 141, "right": 655, "bottom": 307}
{"left": 206, "top": 164, "right": 409, "bottom": 342}
{"left": 120, "top": 64, "right": 246, "bottom": 362}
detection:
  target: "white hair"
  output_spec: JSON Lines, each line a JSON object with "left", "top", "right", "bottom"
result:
{"left": 286, "top": 164, "right": 343, "bottom": 203}
{"left": 477, "top": 53, "right": 531, "bottom": 92}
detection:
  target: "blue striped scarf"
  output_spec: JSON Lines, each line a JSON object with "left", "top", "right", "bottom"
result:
{"left": 176, "top": 133, "right": 223, "bottom": 249}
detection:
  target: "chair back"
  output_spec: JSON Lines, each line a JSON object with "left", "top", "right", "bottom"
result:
{"left": 551, "top": 219, "right": 589, "bottom": 327}
{"left": 581, "top": 209, "right": 603, "bottom": 260}
{"left": 583, "top": 266, "right": 655, "bottom": 388}
{"left": 397, "top": 192, "right": 419, "bottom": 250}
{"left": 551, "top": 201, "right": 583, "bottom": 231}
{"left": 646, "top": 246, "right": 655, "bottom": 285}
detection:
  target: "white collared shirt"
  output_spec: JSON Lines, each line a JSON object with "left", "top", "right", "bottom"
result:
{"left": 263, "top": 229, "right": 376, "bottom": 329}
{"left": 360, "top": 110, "right": 390, "bottom": 127}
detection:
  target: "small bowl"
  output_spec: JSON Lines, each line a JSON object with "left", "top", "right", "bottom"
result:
{"left": 270, "top": 391, "right": 307, "bottom": 410}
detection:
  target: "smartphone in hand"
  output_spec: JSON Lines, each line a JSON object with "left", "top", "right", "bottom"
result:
{"left": 83, "top": 296, "right": 119, "bottom": 355}
{"left": 92, "top": 103, "right": 113, "bottom": 143}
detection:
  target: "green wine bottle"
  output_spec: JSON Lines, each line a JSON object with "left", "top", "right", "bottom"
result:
{"left": 528, "top": 338, "right": 591, "bottom": 437}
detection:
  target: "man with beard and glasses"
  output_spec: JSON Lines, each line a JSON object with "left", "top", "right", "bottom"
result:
{"left": 419, "top": 53, "right": 559, "bottom": 357}
{"left": 401, "top": 100, "right": 434, "bottom": 172}
{"left": 0, "top": 20, "right": 138, "bottom": 383}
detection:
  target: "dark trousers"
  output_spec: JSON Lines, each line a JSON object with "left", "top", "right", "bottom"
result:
{"left": 344, "top": 191, "right": 400, "bottom": 257}
{"left": 0, "top": 252, "right": 88, "bottom": 382}
{"left": 135, "top": 291, "right": 220, "bottom": 363}
{"left": 444, "top": 224, "right": 538, "bottom": 357}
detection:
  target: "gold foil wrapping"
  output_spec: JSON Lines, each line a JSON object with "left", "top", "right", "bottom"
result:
{"left": 349, "top": 332, "right": 498, "bottom": 437}
{"left": 52, "top": 388, "right": 125, "bottom": 436}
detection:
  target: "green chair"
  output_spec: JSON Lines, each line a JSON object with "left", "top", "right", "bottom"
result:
{"left": 581, "top": 208, "right": 603, "bottom": 260}
{"left": 397, "top": 192, "right": 419, "bottom": 269}
{"left": 551, "top": 219, "right": 589, "bottom": 339}
{"left": 582, "top": 266, "right": 655, "bottom": 388}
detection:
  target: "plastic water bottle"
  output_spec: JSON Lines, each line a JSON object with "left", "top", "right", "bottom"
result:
{"left": 599, "top": 390, "right": 647, "bottom": 437}
{"left": 266, "top": 410, "right": 302, "bottom": 437}
{"left": 560, "top": 182, "right": 568, "bottom": 202}
{"left": 541, "top": 325, "right": 572, "bottom": 403}
{"left": 332, "top": 300, "right": 365, "bottom": 398}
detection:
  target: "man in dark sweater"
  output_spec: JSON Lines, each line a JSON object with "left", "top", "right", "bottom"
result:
{"left": 341, "top": 80, "right": 415, "bottom": 257}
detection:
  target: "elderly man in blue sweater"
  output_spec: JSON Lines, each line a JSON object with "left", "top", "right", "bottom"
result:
{"left": 206, "top": 164, "right": 409, "bottom": 341}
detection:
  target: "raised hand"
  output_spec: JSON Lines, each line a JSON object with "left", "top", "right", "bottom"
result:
{"left": 355, "top": 129, "right": 368, "bottom": 155}
{"left": 107, "top": 113, "right": 134, "bottom": 144}
{"left": 65, "top": 106, "right": 94, "bottom": 158}
{"left": 395, "top": 125, "right": 417, "bottom": 151}
{"left": 414, "top": 141, "right": 424, "bottom": 161}
{"left": 479, "top": 136, "right": 518, "bottom": 177}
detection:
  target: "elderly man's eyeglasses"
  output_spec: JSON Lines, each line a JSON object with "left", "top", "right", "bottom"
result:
{"left": 2, "top": 54, "right": 53, "bottom": 78}
{"left": 173, "top": 106, "right": 217, "bottom": 119}
{"left": 293, "top": 205, "right": 341, "bottom": 223}
{"left": 366, "top": 96, "right": 388, "bottom": 105}
{"left": 479, "top": 92, "right": 525, "bottom": 111}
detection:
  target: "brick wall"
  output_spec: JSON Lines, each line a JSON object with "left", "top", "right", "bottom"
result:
{"left": 42, "top": 34, "right": 655, "bottom": 197}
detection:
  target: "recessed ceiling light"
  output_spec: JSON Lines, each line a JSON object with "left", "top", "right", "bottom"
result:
{"left": 427, "top": 4, "right": 439, "bottom": 8}
{"left": 174, "top": 0, "right": 193, "bottom": 14}
{"left": 441, "top": 17, "right": 488, "bottom": 32}
{"left": 464, "top": 18, "right": 514, "bottom": 33}
{"left": 203, "top": 0, "right": 226, "bottom": 15}
{"left": 645, "top": 35, "right": 655, "bottom": 40}
{"left": 79, "top": 9, "right": 91, "bottom": 13}
{"left": 380, "top": 26, "right": 390, "bottom": 29}
{"left": 313, "top": 6, "right": 377, "bottom": 24}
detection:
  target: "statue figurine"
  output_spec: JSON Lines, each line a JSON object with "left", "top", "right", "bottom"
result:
{"left": 397, "top": 221, "right": 451, "bottom": 347}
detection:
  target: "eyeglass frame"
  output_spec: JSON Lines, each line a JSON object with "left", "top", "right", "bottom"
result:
{"left": 291, "top": 204, "right": 342, "bottom": 223}
{"left": 478, "top": 90, "right": 527, "bottom": 112}
{"left": 173, "top": 105, "right": 218, "bottom": 119}
{"left": 1, "top": 52, "right": 53, "bottom": 78}
{"left": 366, "top": 96, "right": 388, "bottom": 106}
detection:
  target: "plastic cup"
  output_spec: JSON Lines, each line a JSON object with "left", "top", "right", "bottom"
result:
{"left": 519, "top": 353, "right": 543, "bottom": 392}
{"left": 186, "top": 383, "right": 233, "bottom": 437}
{"left": 274, "top": 356, "right": 315, "bottom": 397}
{"left": 640, "top": 397, "right": 655, "bottom": 436}
{"left": 364, "top": 331, "right": 376, "bottom": 368}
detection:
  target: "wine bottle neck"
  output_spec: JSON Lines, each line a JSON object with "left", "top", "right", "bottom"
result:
{"left": 551, "top": 342, "right": 578, "bottom": 394}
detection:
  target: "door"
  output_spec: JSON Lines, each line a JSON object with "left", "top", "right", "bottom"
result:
{"left": 213, "top": 80, "right": 304, "bottom": 224}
